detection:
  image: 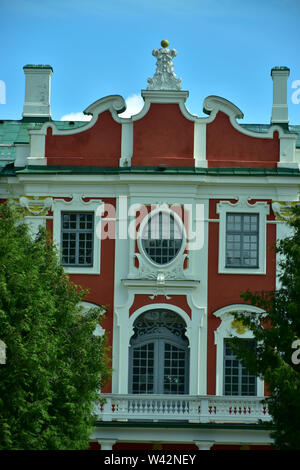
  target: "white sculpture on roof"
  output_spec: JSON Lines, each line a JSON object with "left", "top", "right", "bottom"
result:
{"left": 147, "top": 40, "right": 182, "bottom": 91}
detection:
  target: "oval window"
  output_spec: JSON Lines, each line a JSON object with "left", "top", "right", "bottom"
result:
{"left": 141, "top": 211, "right": 183, "bottom": 265}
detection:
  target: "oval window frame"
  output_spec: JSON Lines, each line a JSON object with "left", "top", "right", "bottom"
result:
{"left": 137, "top": 208, "right": 186, "bottom": 267}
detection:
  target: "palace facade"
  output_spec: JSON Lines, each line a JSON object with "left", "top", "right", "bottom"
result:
{"left": 1, "top": 42, "right": 300, "bottom": 450}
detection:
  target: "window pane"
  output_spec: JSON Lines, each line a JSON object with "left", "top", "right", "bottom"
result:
{"left": 226, "top": 213, "right": 259, "bottom": 268}
{"left": 130, "top": 310, "right": 189, "bottom": 395}
{"left": 163, "top": 343, "right": 186, "bottom": 394}
{"left": 61, "top": 212, "right": 94, "bottom": 266}
{"left": 131, "top": 343, "right": 155, "bottom": 394}
{"left": 223, "top": 339, "right": 257, "bottom": 396}
{"left": 142, "top": 212, "right": 183, "bottom": 265}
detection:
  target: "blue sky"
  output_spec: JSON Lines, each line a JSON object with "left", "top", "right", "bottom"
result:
{"left": 1, "top": 0, "right": 300, "bottom": 124}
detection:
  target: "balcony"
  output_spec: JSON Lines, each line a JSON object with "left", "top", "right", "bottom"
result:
{"left": 97, "top": 394, "right": 271, "bottom": 424}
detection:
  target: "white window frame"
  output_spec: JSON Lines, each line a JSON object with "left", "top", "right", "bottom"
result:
{"left": 53, "top": 196, "right": 103, "bottom": 275}
{"left": 217, "top": 198, "right": 270, "bottom": 275}
{"left": 112, "top": 302, "right": 204, "bottom": 395}
{"left": 213, "top": 304, "right": 265, "bottom": 397}
{"left": 137, "top": 207, "right": 186, "bottom": 269}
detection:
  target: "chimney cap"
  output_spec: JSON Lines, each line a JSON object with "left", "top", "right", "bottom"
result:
{"left": 23, "top": 64, "right": 53, "bottom": 72}
{"left": 271, "top": 66, "right": 290, "bottom": 75}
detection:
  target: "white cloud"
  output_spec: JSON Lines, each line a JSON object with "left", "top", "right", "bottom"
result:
{"left": 118, "top": 94, "right": 144, "bottom": 118}
{"left": 60, "top": 94, "right": 144, "bottom": 122}
{"left": 60, "top": 111, "right": 92, "bottom": 121}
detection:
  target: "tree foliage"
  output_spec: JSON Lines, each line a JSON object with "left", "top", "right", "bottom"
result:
{"left": 230, "top": 204, "right": 300, "bottom": 450}
{"left": 0, "top": 202, "right": 110, "bottom": 449}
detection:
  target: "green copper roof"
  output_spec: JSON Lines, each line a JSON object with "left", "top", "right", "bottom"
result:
{"left": 242, "top": 123, "right": 300, "bottom": 148}
{"left": 0, "top": 164, "right": 299, "bottom": 178}
{"left": 288, "top": 125, "right": 300, "bottom": 148}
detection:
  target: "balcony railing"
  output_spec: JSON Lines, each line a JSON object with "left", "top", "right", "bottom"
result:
{"left": 97, "top": 394, "right": 271, "bottom": 424}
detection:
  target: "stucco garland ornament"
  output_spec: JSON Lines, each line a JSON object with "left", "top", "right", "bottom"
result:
{"left": 19, "top": 196, "right": 52, "bottom": 216}
{"left": 147, "top": 40, "right": 182, "bottom": 91}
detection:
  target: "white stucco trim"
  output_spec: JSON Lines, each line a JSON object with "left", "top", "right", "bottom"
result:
{"left": 194, "top": 121, "right": 207, "bottom": 167}
{"left": 213, "top": 304, "right": 265, "bottom": 397}
{"left": 111, "top": 193, "right": 209, "bottom": 396}
{"left": 26, "top": 89, "right": 298, "bottom": 168}
{"left": 120, "top": 121, "right": 133, "bottom": 167}
{"left": 92, "top": 423, "right": 273, "bottom": 446}
{"left": 217, "top": 197, "right": 270, "bottom": 275}
{"left": 125, "top": 303, "right": 203, "bottom": 396}
{"left": 52, "top": 195, "right": 103, "bottom": 274}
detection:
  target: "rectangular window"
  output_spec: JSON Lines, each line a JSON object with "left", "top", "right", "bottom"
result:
{"left": 131, "top": 343, "right": 154, "bottom": 394}
{"left": 61, "top": 212, "right": 94, "bottom": 266}
{"left": 223, "top": 339, "right": 257, "bottom": 396}
{"left": 226, "top": 213, "right": 259, "bottom": 268}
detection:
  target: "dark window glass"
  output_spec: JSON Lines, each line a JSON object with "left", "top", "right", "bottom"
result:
{"left": 141, "top": 212, "right": 183, "bottom": 265}
{"left": 226, "top": 213, "right": 259, "bottom": 268}
{"left": 223, "top": 339, "right": 257, "bottom": 396}
{"left": 61, "top": 212, "right": 94, "bottom": 266}
{"left": 129, "top": 310, "right": 189, "bottom": 395}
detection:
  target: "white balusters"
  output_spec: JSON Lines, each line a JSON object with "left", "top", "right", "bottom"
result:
{"left": 97, "top": 394, "right": 271, "bottom": 423}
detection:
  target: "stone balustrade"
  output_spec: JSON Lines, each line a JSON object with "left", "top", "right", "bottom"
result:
{"left": 97, "top": 394, "right": 271, "bottom": 424}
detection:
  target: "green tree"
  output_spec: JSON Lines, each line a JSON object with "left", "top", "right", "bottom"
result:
{"left": 0, "top": 202, "right": 110, "bottom": 449}
{"left": 230, "top": 204, "right": 300, "bottom": 450}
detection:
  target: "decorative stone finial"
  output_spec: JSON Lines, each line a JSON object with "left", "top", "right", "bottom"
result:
{"left": 147, "top": 40, "right": 182, "bottom": 91}
{"left": 161, "top": 39, "right": 169, "bottom": 48}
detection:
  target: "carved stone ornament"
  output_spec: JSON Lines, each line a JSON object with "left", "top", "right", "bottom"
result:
{"left": 135, "top": 253, "right": 187, "bottom": 280}
{"left": 272, "top": 201, "right": 299, "bottom": 221}
{"left": 132, "top": 309, "right": 187, "bottom": 340}
{"left": 217, "top": 196, "right": 270, "bottom": 214}
{"left": 149, "top": 290, "right": 172, "bottom": 300}
{"left": 147, "top": 42, "right": 182, "bottom": 91}
{"left": 19, "top": 196, "right": 52, "bottom": 216}
{"left": 231, "top": 319, "right": 247, "bottom": 335}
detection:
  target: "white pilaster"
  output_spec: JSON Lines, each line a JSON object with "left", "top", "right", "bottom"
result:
{"left": 97, "top": 439, "right": 116, "bottom": 450}
{"left": 194, "top": 440, "right": 214, "bottom": 450}
{"left": 194, "top": 122, "right": 207, "bottom": 168}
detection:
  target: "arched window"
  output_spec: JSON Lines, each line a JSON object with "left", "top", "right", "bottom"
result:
{"left": 140, "top": 211, "right": 183, "bottom": 265}
{"left": 129, "top": 309, "right": 189, "bottom": 394}
{"left": 223, "top": 338, "right": 257, "bottom": 396}
{"left": 213, "top": 304, "right": 265, "bottom": 396}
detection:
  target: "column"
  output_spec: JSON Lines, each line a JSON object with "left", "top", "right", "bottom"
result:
{"left": 194, "top": 440, "right": 214, "bottom": 450}
{"left": 97, "top": 439, "right": 116, "bottom": 450}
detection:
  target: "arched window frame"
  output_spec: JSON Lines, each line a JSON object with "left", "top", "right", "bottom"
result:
{"left": 128, "top": 309, "right": 190, "bottom": 395}
{"left": 213, "top": 304, "right": 266, "bottom": 397}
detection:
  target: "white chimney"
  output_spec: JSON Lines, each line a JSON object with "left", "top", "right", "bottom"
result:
{"left": 22, "top": 65, "right": 53, "bottom": 120}
{"left": 271, "top": 66, "right": 290, "bottom": 125}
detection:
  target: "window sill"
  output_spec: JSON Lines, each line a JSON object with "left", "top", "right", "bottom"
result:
{"left": 63, "top": 265, "right": 100, "bottom": 275}
{"left": 218, "top": 267, "right": 266, "bottom": 275}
